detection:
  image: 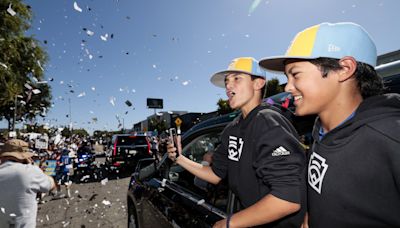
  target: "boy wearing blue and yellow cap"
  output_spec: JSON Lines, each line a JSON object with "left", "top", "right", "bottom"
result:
{"left": 168, "top": 57, "right": 306, "bottom": 227}
{"left": 260, "top": 22, "right": 400, "bottom": 227}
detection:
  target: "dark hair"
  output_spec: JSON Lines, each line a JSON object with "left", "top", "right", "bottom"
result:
{"left": 250, "top": 75, "right": 266, "bottom": 98}
{"left": 309, "top": 58, "right": 384, "bottom": 98}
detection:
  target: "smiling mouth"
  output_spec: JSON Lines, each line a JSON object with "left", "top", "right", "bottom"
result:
{"left": 294, "top": 95, "right": 302, "bottom": 101}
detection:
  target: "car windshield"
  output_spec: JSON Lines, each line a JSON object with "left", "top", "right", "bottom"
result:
{"left": 117, "top": 136, "right": 147, "bottom": 146}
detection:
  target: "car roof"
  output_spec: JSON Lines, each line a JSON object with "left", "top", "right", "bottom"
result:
{"left": 182, "top": 110, "right": 240, "bottom": 139}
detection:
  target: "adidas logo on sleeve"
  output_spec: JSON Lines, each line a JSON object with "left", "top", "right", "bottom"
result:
{"left": 272, "top": 146, "right": 290, "bottom": 156}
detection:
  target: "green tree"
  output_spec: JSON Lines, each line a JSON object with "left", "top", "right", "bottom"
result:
{"left": 73, "top": 129, "right": 89, "bottom": 138}
{"left": 217, "top": 98, "right": 233, "bottom": 115}
{"left": 148, "top": 117, "right": 167, "bottom": 132}
{"left": 25, "top": 123, "right": 49, "bottom": 134}
{"left": 264, "top": 78, "right": 283, "bottom": 98}
{"left": 0, "top": 0, "right": 51, "bottom": 130}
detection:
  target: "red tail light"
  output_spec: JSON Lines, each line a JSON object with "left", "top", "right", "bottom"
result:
{"left": 147, "top": 140, "right": 151, "bottom": 155}
{"left": 113, "top": 141, "right": 117, "bottom": 156}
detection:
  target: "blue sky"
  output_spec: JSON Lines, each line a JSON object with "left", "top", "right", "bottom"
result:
{"left": 3, "top": 0, "right": 399, "bottom": 133}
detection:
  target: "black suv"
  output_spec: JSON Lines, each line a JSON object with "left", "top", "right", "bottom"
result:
{"left": 127, "top": 60, "right": 400, "bottom": 228}
{"left": 106, "top": 134, "right": 152, "bottom": 171}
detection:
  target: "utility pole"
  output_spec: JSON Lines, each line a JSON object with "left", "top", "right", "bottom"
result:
{"left": 68, "top": 98, "right": 72, "bottom": 130}
{"left": 13, "top": 94, "right": 17, "bottom": 131}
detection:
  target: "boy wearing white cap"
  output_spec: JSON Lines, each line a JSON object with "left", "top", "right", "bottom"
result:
{"left": 168, "top": 57, "right": 306, "bottom": 227}
{"left": 260, "top": 22, "right": 400, "bottom": 227}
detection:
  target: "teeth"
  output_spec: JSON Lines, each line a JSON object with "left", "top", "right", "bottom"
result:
{"left": 294, "top": 95, "right": 302, "bottom": 101}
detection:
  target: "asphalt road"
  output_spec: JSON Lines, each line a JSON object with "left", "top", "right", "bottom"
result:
{"left": 37, "top": 174, "right": 130, "bottom": 228}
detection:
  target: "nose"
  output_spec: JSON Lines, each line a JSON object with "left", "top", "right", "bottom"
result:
{"left": 225, "top": 78, "right": 233, "bottom": 90}
{"left": 284, "top": 77, "right": 294, "bottom": 93}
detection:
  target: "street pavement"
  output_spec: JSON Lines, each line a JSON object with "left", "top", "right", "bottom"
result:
{"left": 37, "top": 175, "right": 130, "bottom": 228}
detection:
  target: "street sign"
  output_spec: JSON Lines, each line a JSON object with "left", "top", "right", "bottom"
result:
{"left": 175, "top": 117, "right": 182, "bottom": 127}
{"left": 147, "top": 98, "right": 163, "bottom": 109}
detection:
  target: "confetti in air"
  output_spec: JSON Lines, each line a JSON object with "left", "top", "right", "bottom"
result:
{"left": 86, "top": 30, "right": 94, "bottom": 36}
{"left": 32, "top": 89, "right": 41, "bottom": 95}
{"left": 0, "top": 62, "right": 8, "bottom": 69}
{"left": 248, "top": 0, "right": 262, "bottom": 15}
{"left": 109, "top": 97, "right": 116, "bottom": 106}
{"left": 125, "top": 100, "right": 132, "bottom": 107}
{"left": 77, "top": 92, "right": 86, "bottom": 97}
{"left": 73, "top": 2, "right": 82, "bottom": 12}
{"left": 7, "top": 3, "right": 16, "bottom": 16}
{"left": 100, "top": 33, "right": 108, "bottom": 41}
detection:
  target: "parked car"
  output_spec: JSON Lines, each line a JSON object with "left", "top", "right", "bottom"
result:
{"left": 106, "top": 134, "right": 152, "bottom": 172}
{"left": 127, "top": 60, "right": 400, "bottom": 228}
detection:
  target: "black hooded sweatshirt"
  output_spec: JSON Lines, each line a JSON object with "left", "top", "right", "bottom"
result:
{"left": 308, "top": 93, "right": 400, "bottom": 228}
{"left": 212, "top": 104, "right": 307, "bottom": 227}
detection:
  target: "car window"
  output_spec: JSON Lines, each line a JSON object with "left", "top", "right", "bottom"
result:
{"left": 117, "top": 136, "right": 147, "bottom": 145}
{"left": 169, "top": 131, "right": 229, "bottom": 211}
{"left": 181, "top": 132, "right": 220, "bottom": 163}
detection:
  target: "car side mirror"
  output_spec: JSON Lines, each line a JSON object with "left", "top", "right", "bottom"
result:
{"left": 135, "top": 158, "right": 156, "bottom": 181}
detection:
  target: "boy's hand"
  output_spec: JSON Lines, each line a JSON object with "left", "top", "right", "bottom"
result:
{"left": 167, "top": 135, "right": 182, "bottom": 161}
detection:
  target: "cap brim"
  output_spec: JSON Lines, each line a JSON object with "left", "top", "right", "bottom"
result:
{"left": 210, "top": 70, "right": 265, "bottom": 88}
{"left": 0, "top": 151, "right": 35, "bottom": 160}
{"left": 259, "top": 56, "right": 316, "bottom": 72}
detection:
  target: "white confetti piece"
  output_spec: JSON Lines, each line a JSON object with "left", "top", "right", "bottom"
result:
{"left": 63, "top": 221, "right": 70, "bottom": 227}
{"left": 32, "top": 89, "right": 41, "bottom": 94}
{"left": 161, "top": 178, "right": 167, "bottom": 187}
{"left": 80, "top": 175, "right": 90, "bottom": 181}
{"left": 24, "top": 83, "right": 32, "bottom": 90}
{"left": 197, "top": 199, "right": 205, "bottom": 205}
{"left": 77, "top": 92, "right": 86, "bottom": 97}
{"left": 100, "top": 33, "right": 108, "bottom": 41}
{"left": 1, "top": 208, "right": 5, "bottom": 214}
{"left": 102, "top": 200, "right": 111, "bottom": 205}
{"left": 91, "top": 86, "right": 96, "bottom": 91}
{"left": 109, "top": 97, "right": 116, "bottom": 106}
{"left": 86, "top": 30, "right": 94, "bottom": 36}
{"left": 101, "top": 178, "right": 108, "bottom": 185}
{"left": 73, "top": 2, "right": 82, "bottom": 12}
{"left": 0, "top": 62, "right": 8, "bottom": 69}
{"left": 46, "top": 214, "right": 49, "bottom": 221}
{"left": 7, "top": 3, "right": 16, "bottom": 16}
{"left": 182, "top": 80, "right": 190, "bottom": 86}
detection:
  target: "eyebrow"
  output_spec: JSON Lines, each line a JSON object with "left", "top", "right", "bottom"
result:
{"left": 285, "top": 65, "right": 298, "bottom": 76}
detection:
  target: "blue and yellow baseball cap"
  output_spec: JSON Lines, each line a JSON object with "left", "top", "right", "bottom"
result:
{"left": 210, "top": 57, "right": 266, "bottom": 88}
{"left": 259, "top": 22, "right": 377, "bottom": 72}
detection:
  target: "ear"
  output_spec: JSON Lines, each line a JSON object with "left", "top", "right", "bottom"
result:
{"left": 338, "top": 57, "right": 357, "bottom": 82}
{"left": 253, "top": 78, "right": 266, "bottom": 90}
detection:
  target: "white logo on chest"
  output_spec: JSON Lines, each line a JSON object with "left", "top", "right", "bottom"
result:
{"left": 228, "top": 136, "right": 244, "bottom": 161}
{"left": 308, "top": 152, "right": 329, "bottom": 194}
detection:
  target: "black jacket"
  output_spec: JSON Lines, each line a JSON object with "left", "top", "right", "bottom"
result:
{"left": 308, "top": 93, "right": 400, "bottom": 227}
{"left": 212, "top": 104, "right": 306, "bottom": 227}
